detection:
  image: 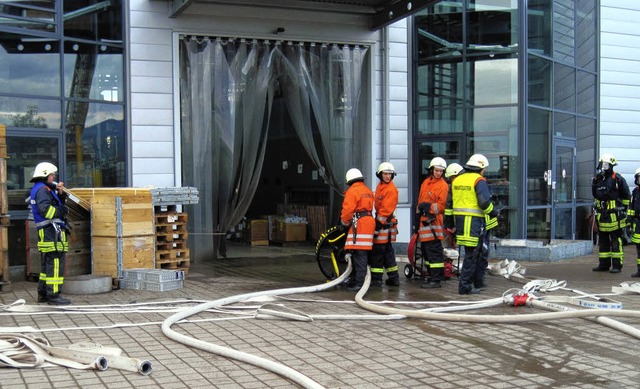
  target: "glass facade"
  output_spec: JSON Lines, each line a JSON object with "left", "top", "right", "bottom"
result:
{"left": 0, "top": 0, "right": 126, "bottom": 217}
{"left": 413, "top": 0, "right": 598, "bottom": 241}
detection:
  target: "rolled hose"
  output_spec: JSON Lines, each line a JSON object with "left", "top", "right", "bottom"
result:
{"left": 161, "top": 259, "right": 354, "bottom": 389}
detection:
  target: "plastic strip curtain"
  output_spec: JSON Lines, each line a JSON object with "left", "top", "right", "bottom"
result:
{"left": 179, "top": 37, "right": 369, "bottom": 259}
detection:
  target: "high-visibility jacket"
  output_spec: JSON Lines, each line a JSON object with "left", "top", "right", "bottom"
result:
{"left": 30, "top": 182, "right": 69, "bottom": 253}
{"left": 452, "top": 172, "right": 495, "bottom": 247}
{"left": 374, "top": 180, "right": 398, "bottom": 244}
{"left": 592, "top": 171, "right": 630, "bottom": 232}
{"left": 341, "top": 181, "right": 375, "bottom": 251}
{"left": 416, "top": 175, "right": 448, "bottom": 243}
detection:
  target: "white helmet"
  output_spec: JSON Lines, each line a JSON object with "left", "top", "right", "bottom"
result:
{"left": 445, "top": 163, "right": 464, "bottom": 178}
{"left": 376, "top": 162, "right": 396, "bottom": 179}
{"left": 345, "top": 168, "right": 364, "bottom": 185}
{"left": 429, "top": 157, "right": 447, "bottom": 170}
{"left": 30, "top": 162, "right": 58, "bottom": 182}
{"left": 599, "top": 153, "right": 617, "bottom": 166}
{"left": 465, "top": 154, "right": 489, "bottom": 170}
{"left": 635, "top": 167, "right": 640, "bottom": 176}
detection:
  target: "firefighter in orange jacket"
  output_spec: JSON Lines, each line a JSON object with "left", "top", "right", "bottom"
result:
{"left": 416, "top": 157, "right": 449, "bottom": 289}
{"left": 370, "top": 162, "right": 400, "bottom": 287}
{"left": 340, "top": 168, "right": 376, "bottom": 292}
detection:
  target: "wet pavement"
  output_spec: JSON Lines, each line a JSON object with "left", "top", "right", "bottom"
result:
{"left": 1, "top": 242, "right": 640, "bottom": 388}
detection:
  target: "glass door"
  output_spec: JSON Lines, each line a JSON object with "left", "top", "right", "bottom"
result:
{"left": 552, "top": 138, "right": 576, "bottom": 239}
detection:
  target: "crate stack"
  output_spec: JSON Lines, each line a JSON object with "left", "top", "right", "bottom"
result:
{"left": 150, "top": 187, "right": 198, "bottom": 275}
{"left": 71, "top": 188, "right": 155, "bottom": 283}
{"left": 0, "top": 124, "right": 10, "bottom": 292}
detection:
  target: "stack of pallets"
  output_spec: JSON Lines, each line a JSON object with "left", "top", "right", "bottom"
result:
{"left": 151, "top": 187, "right": 198, "bottom": 274}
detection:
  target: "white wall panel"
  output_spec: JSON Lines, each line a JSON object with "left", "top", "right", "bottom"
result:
{"left": 132, "top": 141, "right": 174, "bottom": 158}
{"left": 131, "top": 125, "right": 173, "bottom": 142}
{"left": 600, "top": 2, "right": 640, "bottom": 182}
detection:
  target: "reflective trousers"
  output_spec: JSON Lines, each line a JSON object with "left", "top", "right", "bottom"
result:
{"left": 38, "top": 251, "right": 65, "bottom": 297}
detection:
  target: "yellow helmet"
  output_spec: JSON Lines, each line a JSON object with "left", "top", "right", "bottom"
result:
{"left": 30, "top": 162, "right": 58, "bottom": 182}
{"left": 345, "top": 168, "right": 364, "bottom": 185}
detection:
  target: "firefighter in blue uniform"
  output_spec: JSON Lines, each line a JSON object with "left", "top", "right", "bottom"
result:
{"left": 591, "top": 153, "right": 630, "bottom": 273}
{"left": 29, "top": 162, "right": 71, "bottom": 305}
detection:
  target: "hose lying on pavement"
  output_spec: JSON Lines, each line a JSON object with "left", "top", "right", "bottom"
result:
{"left": 161, "top": 259, "right": 355, "bottom": 389}
{"left": 354, "top": 265, "right": 640, "bottom": 340}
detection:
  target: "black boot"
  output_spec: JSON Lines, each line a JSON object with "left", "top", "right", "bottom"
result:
{"left": 423, "top": 267, "right": 443, "bottom": 289}
{"left": 592, "top": 258, "right": 611, "bottom": 272}
{"left": 610, "top": 258, "right": 622, "bottom": 274}
{"left": 47, "top": 294, "right": 71, "bottom": 305}
{"left": 421, "top": 281, "right": 441, "bottom": 289}
{"left": 631, "top": 265, "right": 640, "bottom": 278}
{"left": 37, "top": 294, "right": 47, "bottom": 303}
{"left": 385, "top": 271, "right": 400, "bottom": 286}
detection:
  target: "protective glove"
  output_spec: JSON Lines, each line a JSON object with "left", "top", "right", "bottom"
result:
{"left": 418, "top": 202, "right": 432, "bottom": 214}
{"left": 489, "top": 208, "right": 500, "bottom": 218}
{"left": 337, "top": 222, "right": 350, "bottom": 233}
{"left": 375, "top": 220, "right": 384, "bottom": 231}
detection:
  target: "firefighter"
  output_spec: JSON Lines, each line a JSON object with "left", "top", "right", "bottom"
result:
{"left": 29, "top": 162, "right": 71, "bottom": 305}
{"left": 340, "top": 168, "right": 376, "bottom": 292}
{"left": 452, "top": 154, "right": 499, "bottom": 295}
{"left": 592, "top": 153, "right": 630, "bottom": 273}
{"left": 416, "top": 157, "right": 449, "bottom": 289}
{"left": 629, "top": 168, "right": 640, "bottom": 277}
{"left": 370, "top": 162, "right": 400, "bottom": 287}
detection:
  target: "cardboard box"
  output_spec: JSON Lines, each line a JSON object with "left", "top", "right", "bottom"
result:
{"left": 247, "top": 219, "right": 269, "bottom": 242}
{"left": 276, "top": 222, "right": 307, "bottom": 242}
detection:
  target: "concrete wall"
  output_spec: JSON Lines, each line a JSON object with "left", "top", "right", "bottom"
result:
{"left": 600, "top": 1, "right": 640, "bottom": 185}
{"left": 128, "top": 1, "right": 412, "bottom": 241}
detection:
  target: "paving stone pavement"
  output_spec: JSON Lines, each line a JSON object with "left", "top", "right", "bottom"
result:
{"left": 1, "top": 242, "right": 640, "bottom": 388}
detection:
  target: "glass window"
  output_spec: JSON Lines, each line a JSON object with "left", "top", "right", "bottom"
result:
{"left": 554, "top": 63, "right": 575, "bottom": 112}
{"left": 577, "top": 70, "right": 596, "bottom": 116}
{"left": 65, "top": 102, "right": 125, "bottom": 187}
{"left": 528, "top": 54, "right": 551, "bottom": 107}
{"left": 527, "top": 208, "right": 550, "bottom": 240}
{"left": 468, "top": 106, "right": 517, "bottom": 182}
{"left": 416, "top": 109, "right": 463, "bottom": 135}
{"left": 416, "top": 139, "right": 461, "bottom": 184}
{"left": 63, "top": 0, "right": 123, "bottom": 41}
{"left": 576, "top": 0, "right": 596, "bottom": 71}
{"left": 554, "top": 112, "right": 574, "bottom": 138}
{"left": 6, "top": 136, "right": 59, "bottom": 190}
{"left": 577, "top": 117, "right": 595, "bottom": 202}
{"left": 414, "top": 2, "right": 463, "bottom": 62}
{"left": 0, "top": 96, "right": 60, "bottom": 128}
{"left": 527, "top": 108, "right": 550, "bottom": 205}
{"left": 64, "top": 42, "right": 123, "bottom": 102}
{"left": 528, "top": 0, "right": 551, "bottom": 56}
{"left": 0, "top": 32, "right": 60, "bottom": 96}
{"left": 468, "top": 55, "right": 517, "bottom": 105}
{"left": 553, "top": 0, "right": 575, "bottom": 65}
{"left": 467, "top": 0, "right": 518, "bottom": 52}
{"left": 416, "top": 61, "right": 464, "bottom": 108}
{"left": 0, "top": 4, "right": 56, "bottom": 33}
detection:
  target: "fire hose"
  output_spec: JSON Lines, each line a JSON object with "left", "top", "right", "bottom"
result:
{"left": 0, "top": 333, "right": 151, "bottom": 374}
